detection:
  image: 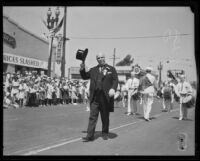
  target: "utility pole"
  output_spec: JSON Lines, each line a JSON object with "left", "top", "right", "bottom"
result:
{"left": 61, "top": 6, "right": 67, "bottom": 78}
{"left": 157, "top": 61, "right": 163, "bottom": 88}
{"left": 109, "top": 48, "right": 120, "bottom": 67}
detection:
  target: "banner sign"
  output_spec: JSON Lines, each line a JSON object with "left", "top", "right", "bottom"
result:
{"left": 56, "top": 34, "right": 63, "bottom": 63}
{"left": 56, "top": 39, "right": 62, "bottom": 62}
{"left": 3, "top": 53, "right": 48, "bottom": 69}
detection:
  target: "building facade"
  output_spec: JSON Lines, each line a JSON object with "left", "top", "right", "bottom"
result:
{"left": 3, "top": 15, "right": 57, "bottom": 76}
{"left": 68, "top": 66, "right": 133, "bottom": 82}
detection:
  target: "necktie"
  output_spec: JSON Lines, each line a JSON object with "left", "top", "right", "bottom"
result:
{"left": 99, "top": 66, "right": 102, "bottom": 72}
{"left": 99, "top": 65, "right": 105, "bottom": 73}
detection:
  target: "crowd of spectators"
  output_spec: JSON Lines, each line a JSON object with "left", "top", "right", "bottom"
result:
{"left": 3, "top": 71, "right": 90, "bottom": 109}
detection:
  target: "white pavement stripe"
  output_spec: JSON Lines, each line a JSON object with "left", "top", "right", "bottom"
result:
{"left": 22, "top": 108, "right": 180, "bottom": 155}
{"left": 10, "top": 137, "right": 75, "bottom": 155}
{"left": 23, "top": 138, "right": 81, "bottom": 155}
{"left": 110, "top": 120, "right": 144, "bottom": 131}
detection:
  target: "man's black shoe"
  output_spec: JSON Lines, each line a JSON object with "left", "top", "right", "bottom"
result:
{"left": 102, "top": 134, "right": 109, "bottom": 140}
{"left": 82, "top": 136, "right": 94, "bottom": 142}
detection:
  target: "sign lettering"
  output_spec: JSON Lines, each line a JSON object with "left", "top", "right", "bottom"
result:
{"left": 3, "top": 53, "right": 47, "bottom": 69}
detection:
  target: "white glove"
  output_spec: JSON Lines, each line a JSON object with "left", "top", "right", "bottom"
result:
{"left": 80, "top": 63, "right": 85, "bottom": 71}
{"left": 109, "top": 88, "right": 115, "bottom": 97}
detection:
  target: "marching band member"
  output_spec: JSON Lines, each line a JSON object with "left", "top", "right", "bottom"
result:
{"left": 161, "top": 81, "right": 173, "bottom": 112}
{"left": 125, "top": 71, "right": 140, "bottom": 115}
{"left": 175, "top": 74, "right": 193, "bottom": 120}
{"left": 139, "top": 67, "right": 158, "bottom": 121}
{"left": 121, "top": 81, "right": 128, "bottom": 108}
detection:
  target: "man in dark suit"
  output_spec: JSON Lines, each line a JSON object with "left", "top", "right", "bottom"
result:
{"left": 80, "top": 52, "right": 118, "bottom": 142}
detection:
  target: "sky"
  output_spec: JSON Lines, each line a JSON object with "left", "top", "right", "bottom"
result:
{"left": 3, "top": 6, "right": 197, "bottom": 82}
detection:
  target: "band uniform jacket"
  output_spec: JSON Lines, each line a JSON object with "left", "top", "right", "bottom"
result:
{"left": 80, "top": 64, "right": 118, "bottom": 112}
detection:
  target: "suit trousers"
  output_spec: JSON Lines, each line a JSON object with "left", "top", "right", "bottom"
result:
{"left": 86, "top": 90, "right": 110, "bottom": 138}
{"left": 179, "top": 103, "right": 188, "bottom": 119}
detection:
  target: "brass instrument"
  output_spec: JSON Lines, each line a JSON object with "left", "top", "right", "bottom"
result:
{"left": 132, "top": 65, "right": 146, "bottom": 78}
{"left": 133, "top": 65, "right": 158, "bottom": 78}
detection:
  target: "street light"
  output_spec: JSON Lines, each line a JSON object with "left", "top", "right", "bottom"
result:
{"left": 46, "top": 7, "right": 60, "bottom": 77}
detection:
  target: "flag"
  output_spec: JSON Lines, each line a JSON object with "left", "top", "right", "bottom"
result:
{"left": 167, "top": 70, "right": 178, "bottom": 84}
{"left": 53, "top": 17, "right": 64, "bottom": 34}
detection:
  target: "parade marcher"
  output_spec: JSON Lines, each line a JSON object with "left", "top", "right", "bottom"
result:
{"left": 80, "top": 52, "right": 118, "bottom": 142}
{"left": 121, "top": 81, "right": 128, "bottom": 108}
{"left": 125, "top": 71, "right": 140, "bottom": 115}
{"left": 161, "top": 81, "right": 173, "bottom": 112}
{"left": 139, "top": 67, "right": 158, "bottom": 121}
{"left": 175, "top": 74, "right": 194, "bottom": 120}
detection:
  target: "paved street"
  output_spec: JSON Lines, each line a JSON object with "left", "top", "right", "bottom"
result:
{"left": 3, "top": 98, "right": 195, "bottom": 156}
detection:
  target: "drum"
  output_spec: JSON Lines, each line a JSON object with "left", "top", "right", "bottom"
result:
{"left": 132, "top": 92, "right": 140, "bottom": 100}
{"left": 182, "top": 95, "right": 194, "bottom": 108}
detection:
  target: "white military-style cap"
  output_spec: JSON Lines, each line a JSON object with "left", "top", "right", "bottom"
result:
{"left": 145, "top": 66, "right": 153, "bottom": 72}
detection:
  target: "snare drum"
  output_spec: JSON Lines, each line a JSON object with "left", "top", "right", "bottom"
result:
{"left": 182, "top": 95, "right": 194, "bottom": 108}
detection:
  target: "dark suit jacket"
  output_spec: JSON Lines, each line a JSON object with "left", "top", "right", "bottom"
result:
{"left": 80, "top": 64, "right": 118, "bottom": 112}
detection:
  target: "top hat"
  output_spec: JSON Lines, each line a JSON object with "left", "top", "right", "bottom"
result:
{"left": 76, "top": 48, "right": 88, "bottom": 63}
